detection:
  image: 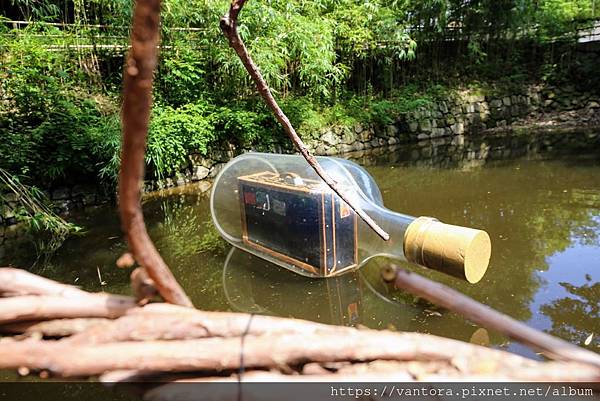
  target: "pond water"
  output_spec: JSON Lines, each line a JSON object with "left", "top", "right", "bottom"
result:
{"left": 2, "top": 131, "right": 600, "bottom": 360}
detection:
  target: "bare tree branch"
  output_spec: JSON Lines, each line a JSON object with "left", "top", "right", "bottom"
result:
{"left": 220, "top": 0, "right": 390, "bottom": 241}
{"left": 119, "top": 0, "right": 192, "bottom": 307}
{"left": 382, "top": 264, "right": 600, "bottom": 369}
{"left": 1, "top": 268, "right": 599, "bottom": 382}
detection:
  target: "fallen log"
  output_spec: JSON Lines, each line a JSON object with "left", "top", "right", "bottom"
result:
{"left": 384, "top": 264, "right": 600, "bottom": 369}
{"left": 0, "top": 267, "right": 90, "bottom": 298}
{"left": 0, "top": 294, "right": 137, "bottom": 324}
{"left": 0, "top": 286, "right": 355, "bottom": 343}
{"left": 0, "top": 318, "right": 111, "bottom": 336}
{"left": 66, "top": 308, "right": 356, "bottom": 344}
{"left": 100, "top": 355, "right": 600, "bottom": 386}
{"left": 2, "top": 329, "right": 599, "bottom": 380}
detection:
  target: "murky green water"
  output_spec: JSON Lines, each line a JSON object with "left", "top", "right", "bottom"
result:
{"left": 2, "top": 132, "right": 600, "bottom": 360}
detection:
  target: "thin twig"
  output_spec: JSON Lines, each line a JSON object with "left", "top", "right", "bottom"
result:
{"left": 96, "top": 266, "right": 106, "bottom": 286}
{"left": 119, "top": 0, "right": 192, "bottom": 306}
{"left": 220, "top": 0, "right": 390, "bottom": 241}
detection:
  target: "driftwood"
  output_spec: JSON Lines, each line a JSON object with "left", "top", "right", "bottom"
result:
{"left": 0, "top": 267, "right": 599, "bottom": 387}
{"left": 0, "top": 267, "right": 90, "bottom": 298}
{"left": 130, "top": 267, "right": 158, "bottom": 305}
{"left": 1, "top": 323, "right": 599, "bottom": 381}
{"left": 0, "top": 297, "right": 356, "bottom": 342}
{"left": 65, "top": 308, "right": 354, "bottom": 344}
{"left": 119, "top": 0, "right": 192, "bottom": 307}
{"left": 383, "top": 264, "right": 600, "bottom": 368}
{"left": 0, "top": 318, "right": 111, "bottom": 337}
{"left": 0, "top": 294, "right": 136, "bottom": 324}
{"left": 220, "top": 0, "right": 389, "bottom": 241}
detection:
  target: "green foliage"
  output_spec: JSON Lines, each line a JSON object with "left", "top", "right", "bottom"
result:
{"left": 467, "top": 40, "right": 487, "bottom": 65}
{"left": 148, "top": 102, "right": 216, "bottom": 179}
{"left": 282, "top": 96, "right": 362, "bottom": 140}
{"left": 0, "top": 23, "right": 120, "bottom": 185}
{"left": 369, "top": 85, "right": 440, "bottom": 125}
{"left": 212, "top": 105, "right": 275, "bottom": 148}
{"left": 536, "top": 0, "right": 596, "bottom": 39}
{"left": 0, "top": 169, "right": 81, "bottom": 237}
{"left": 331, "top": 0, "right": 416, "bottom": 61}
{"left": 282, "top": 84, "right": 438, "bottom": 138}
{"left": 156, "top": 47, "right": 207, "bottom": 107}
{"left": 145, "top": 100, "right": 277, "bottom": 179}
{"left": 2, "top": 0, "right": 599, "bottom": 193}
{"left": 0, "top": 91, "right": 118, "bottom": 185}
{"left": 87, "top": 114, "right": 122, "bottom": 183}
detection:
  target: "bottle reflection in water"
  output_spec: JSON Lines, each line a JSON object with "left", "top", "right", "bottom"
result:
{"left": 211, "top": 153, "right": 491, "bottom": 283}
{"left": 222, "top": 246, "right": 418, "bottom": 328}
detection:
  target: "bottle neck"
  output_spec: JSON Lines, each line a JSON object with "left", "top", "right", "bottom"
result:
{"left": 356, "top": 206, "right": 415, "bottom": 266}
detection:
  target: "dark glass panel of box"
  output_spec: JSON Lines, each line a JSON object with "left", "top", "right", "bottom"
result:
{"left": 238, "top": 172, "right": 357, "bottom": 276}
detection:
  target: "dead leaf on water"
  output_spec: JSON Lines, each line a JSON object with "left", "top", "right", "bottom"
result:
{"left": 470, "top": 328, "right": 490, "bottom": 347}
{"left": 584, "top": 333, "right": 594, "bottom": 346}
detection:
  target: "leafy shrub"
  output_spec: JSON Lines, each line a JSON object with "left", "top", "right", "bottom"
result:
{"left": 156, "top": 46, "right": 207, "bottom": 107}
{"left": 87, "top": 114, "right": 122, "bottom": 183}
{"left": 213, "top": 106, "right": 275, "bottom": 148}
{"left": 281, "top": 97, "right": 328, "bottom": 140}
{"left": 0, "top": 95, "right": 113, "bottom": 185}
{"left": 147, "top": 102, "right": 216, "bottom": 179}
{"left": 281, "top": 87, "right": 436, "bottom": 137}
{"left": 0, "top": 23, "right": 118, "bottom": 186}
{"left": 146, "top": 100, "right": 278, "bottom": 179}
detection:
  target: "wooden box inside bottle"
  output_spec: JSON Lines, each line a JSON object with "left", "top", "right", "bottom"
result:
{"left": 238, "top": 171, "right": 358, "bottom": 277}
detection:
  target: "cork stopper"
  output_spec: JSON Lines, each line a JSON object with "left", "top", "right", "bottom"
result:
{"left": 403, "top": 217, "right": 491, "bottom": 283}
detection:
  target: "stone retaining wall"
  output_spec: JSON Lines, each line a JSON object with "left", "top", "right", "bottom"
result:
{"left": 342, "top": 126, "right": 600, "bottom": 170}
{"left": 303, "top": 85, "right": 600, "bottom": 155}
{"left": 178, "top": 84, "right": 599, "bottom": 185}
{"left": 0, "top": 185, "right": 111, "bottom": 244}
